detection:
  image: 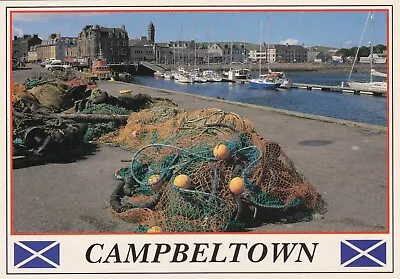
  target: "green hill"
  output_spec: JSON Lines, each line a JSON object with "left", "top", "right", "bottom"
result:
{"left": 309, "top": 46, "right": 338, "bottom": 52}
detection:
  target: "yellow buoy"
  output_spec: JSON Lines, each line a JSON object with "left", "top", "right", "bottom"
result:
{"left": 213, "top": 144, "right": 230, "bottom": 160}
{"left": 229, "top": 177, "right": 245, "bottom": 195}
{"left": 173, "top": 174, "right": 191, "bottom": 189}
{"left": 119, "top": 89, "right": 132, "bottom": 95}
{"left": 147, "top": 226, "right": 163, "bottom": 233}
{"left": 148, "top": 174, "right": 163, "bottom": 191}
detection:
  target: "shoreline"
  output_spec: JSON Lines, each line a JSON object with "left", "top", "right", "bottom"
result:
{"left": 158, "top": 62, "right": 387, "bottom": 74}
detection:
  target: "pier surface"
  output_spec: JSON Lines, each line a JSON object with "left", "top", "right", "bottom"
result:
{"left": 11, "top": 66, "right": 388, "bottom": 233}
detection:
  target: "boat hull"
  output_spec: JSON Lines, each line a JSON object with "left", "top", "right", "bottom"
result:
{"left": 347, "top": 81, "right": 387, "bottom": 94}
{"left": 249, "top": 79, "right": 279, "bottom": 89}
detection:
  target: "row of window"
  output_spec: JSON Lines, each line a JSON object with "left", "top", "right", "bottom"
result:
{"left": 132, "top": 50, "right": 153, "bottom": 54}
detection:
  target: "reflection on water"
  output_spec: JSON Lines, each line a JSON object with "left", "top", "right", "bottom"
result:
{"left": 132, "top": 73, "right": 387, "bottom": 126}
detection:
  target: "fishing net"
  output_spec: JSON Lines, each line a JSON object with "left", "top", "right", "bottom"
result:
{"left": 106, "top": 107, "right": 321, "bottom": 232}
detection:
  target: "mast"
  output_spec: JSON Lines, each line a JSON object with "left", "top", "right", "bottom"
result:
{"left": 370, "top": 12, "right": 375, "bottom": 83}
{"left": 267, "top": 14, "right": 271, "bottom": 71}
{"left": 259, "top": 19, "right": 262, "bottom": 75}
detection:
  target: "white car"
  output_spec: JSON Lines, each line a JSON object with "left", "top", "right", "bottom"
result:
{"left": 44, "top": 60, "right": 71, "bottom": 71}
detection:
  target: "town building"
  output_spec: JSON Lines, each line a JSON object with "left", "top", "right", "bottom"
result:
{"left": 359, "top": 51, "right": 387, "bottom": 64}
{"left": 206, "top": 42, "right": 248, "bottom": 64}
{"left": 78, "top": 24, "right": 129, "bottom": 65}
{"left": 273, "top": 44, "right": 308, "bottom": 63}
{"left": 36, "top": 34, "right": 78, "bottom": 63}
{"left": 12, "top": 34, "right": 42, "bottom": 62}
{"left": 248, "top": 44, "right": 276, "bottom": 63}
{"left": 129, "top": 37, "right": 155, "bottom": 63}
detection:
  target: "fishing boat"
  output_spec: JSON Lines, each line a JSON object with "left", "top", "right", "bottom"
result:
{"left": 248, "top": 19, "right": 280, "bottom": 89}
{"left": 343, "top": 12, "right": 387, "bottom": 94}
{"left": 249, "top": 77, "right": 280, "bottom": 89}
{"left": 262, "top": 71, "right": 292, "bottom": 89}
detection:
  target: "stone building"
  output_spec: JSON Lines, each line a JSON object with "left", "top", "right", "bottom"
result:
{"left": 273, "top": 44, "right": 308, "bottom": 63}
{"left": 148, "top": 21, "right": 155, "bottom": 43}
{"left": 36, "top": 34, "right": 78, "bottom": 62}
{"left": 78, "top": 24, "right": 129, "bottom": 65}
{"left": 12, "top": 34, "right": 42, "bottom": 62}
{"left": 129, "top": 37, "right": 155, "bottom": 63}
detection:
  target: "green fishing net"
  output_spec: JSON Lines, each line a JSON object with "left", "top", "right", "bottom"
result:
{"left": 106, "top": 107, "right": 321, "bottom": 232}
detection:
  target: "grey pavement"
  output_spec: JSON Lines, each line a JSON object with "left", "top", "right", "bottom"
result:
{"left": 11, "top": 65, "right": 388, "bottom": 233}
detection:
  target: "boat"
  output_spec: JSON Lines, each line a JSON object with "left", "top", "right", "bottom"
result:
{"left": 154, "top": 71, "right": 164, "bottom": 78}
{"left": 163, "top": 71, "right": 174, "bottom": 80}
{"left": 91, "top": 48, "right": 111, "bottom": 80}
{"left": 248, "top": 18, "right": 280, "bottom": 89}
{"left": 249, "top": 77, "right": 280, "bottom": 89}
{"left": 224, "top": 68, "right": 251, "bottom": 81}
{"left": 343, "top": 12, "right": 387, "bottom": 94}
{"left": 261, "top": 71, "right": 292, "bottom": 89}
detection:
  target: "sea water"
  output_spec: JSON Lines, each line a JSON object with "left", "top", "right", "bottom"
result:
{"left": 132, "top": 72, "right": 387, "bottom": 126}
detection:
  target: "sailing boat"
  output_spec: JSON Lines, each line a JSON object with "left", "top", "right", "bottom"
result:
{"left": 345, "top": 12, "right": 387, "bottom": 94}
{"left": 249, "top": 19, "right": 280, "bottom": 89}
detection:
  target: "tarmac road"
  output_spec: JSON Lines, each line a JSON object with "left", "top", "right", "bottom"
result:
{"left": 11, "top": 65, "right": 388, "bottom": 233}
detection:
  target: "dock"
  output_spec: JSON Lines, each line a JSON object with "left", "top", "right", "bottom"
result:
{"left": 292, "top": 83, "right": 386, "bottom": 97}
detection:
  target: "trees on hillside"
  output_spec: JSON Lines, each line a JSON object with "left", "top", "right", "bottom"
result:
{"left": 336, "top": 44, "right": 387, "bottom": 58}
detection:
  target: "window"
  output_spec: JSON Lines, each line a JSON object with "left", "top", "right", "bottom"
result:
{"left": 109, "top": 32, "right": 113, "bottom": 38}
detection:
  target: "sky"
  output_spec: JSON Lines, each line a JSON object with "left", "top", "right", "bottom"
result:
{"left": 12, "top": 10, "right": 387, "bottom": 48}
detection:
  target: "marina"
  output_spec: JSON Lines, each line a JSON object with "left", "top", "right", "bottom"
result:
{"left": 133, "top": 71, "right": 387, "bottom": 126}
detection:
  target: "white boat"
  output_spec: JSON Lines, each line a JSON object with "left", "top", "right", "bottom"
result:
{"left": 154, "top": 71, "right": 164, "bottom": 78}
{"left": 248, "top": 18, "right": 279, "bottom": 89}
{"left": 202, "top": 69, "right": 223, "bottom": 82}
{"left": 343, "top": 12, "right": 387, "bottom": 94}
{"left": 177, "top": 74, "right": 194, "bottom": 84}
{"left": 371, "top": 69, "right": 387, "bottom": 78}
{"left": 194, "top": 75, "right": 208, "bottom": 83}
{"left": 225, "top": 68, "right": 251, "bottom": 81}
{"left": 346, "top": 81, "right": 387, "bottom": 94}
{"left": 163, "top": 71, "right": 174, "bottom": 80}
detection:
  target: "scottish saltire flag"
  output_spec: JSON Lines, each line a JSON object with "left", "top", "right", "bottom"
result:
{"left": 14, "top": 241, "right": 60, "bottom": 268}
{"left": 341, "top": 240, "right": 386, "bottom": 267}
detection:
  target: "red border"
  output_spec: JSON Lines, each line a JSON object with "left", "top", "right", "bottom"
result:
{"left": 9, "top": 8, "right": 391, "bottom": 236}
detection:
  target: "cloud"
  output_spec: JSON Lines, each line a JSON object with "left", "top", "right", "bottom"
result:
{"left": 280, "top": 38, "right": 299, "bottom": 45}
{"left": 12, "top": 25, "right": 23, "bottom": 37}
{"left": 344, "top": 40, "right": 353, "bottom": 45}
{"left": 13, "top": 12, "right": 110, "bottom": 22}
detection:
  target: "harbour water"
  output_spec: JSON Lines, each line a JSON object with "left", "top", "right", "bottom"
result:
{"left": 132, "top": 72, "right": 387, "bottom": 126}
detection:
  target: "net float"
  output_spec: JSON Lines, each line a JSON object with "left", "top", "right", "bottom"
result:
{"left": 229, "top": 177, "right": 245, "bottom": 195}
{"left": 213, "top": 144, "right": 230, "bottom": 160}
{"left": 147, "top": 226, "right": 163, "bottom": 233}
{"left": 148, "top": 174, "right": 163, "bottom": 191}
{"left": 173, "top": 174, "right": 191, "bottom": 189}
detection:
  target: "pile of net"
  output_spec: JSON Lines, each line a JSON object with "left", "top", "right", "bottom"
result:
{"left": 12, "top": 78, "right": 177, "bottom": 159}
{"left": 105, "top": 107, "right": 322, "bottom": 232}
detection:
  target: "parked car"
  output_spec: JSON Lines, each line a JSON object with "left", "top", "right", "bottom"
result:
{"left": 44, "top": 60, "right": 71, "bottom": 71}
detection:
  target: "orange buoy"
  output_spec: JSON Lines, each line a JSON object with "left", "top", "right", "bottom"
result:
{"left": 148, "top": 174, "right": 163, "bottom": 191}
{"left": 229, "top": 177, "right": 245, "bottom": 195}
{"left": 213, "top": 144, "right": 230, "bottom": 160}
{"left": 147, "top": 226, "right": 163, "bottom": 233}
{"left": 173, "top": 174, "right": 191, "bottom": 189}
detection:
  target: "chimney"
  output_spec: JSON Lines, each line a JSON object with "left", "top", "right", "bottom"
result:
{"left": 122, "top": 25, "right": 125, "bottom": 30}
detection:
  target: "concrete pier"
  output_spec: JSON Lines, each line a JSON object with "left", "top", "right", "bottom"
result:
{"left": 11, "top": 65, "right": 388, "bottom": 233}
